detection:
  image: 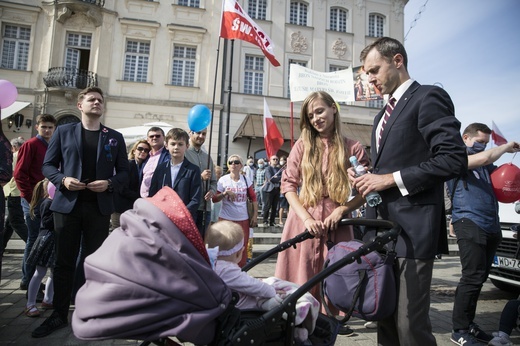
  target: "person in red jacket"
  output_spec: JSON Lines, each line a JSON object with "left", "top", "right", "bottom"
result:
{"left": 14, "top": 114, "right": 56, "bottom": 290}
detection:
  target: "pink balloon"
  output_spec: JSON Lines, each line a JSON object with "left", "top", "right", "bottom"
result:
{"left": 0, "top": 79, "right": 18, "bottom": 109}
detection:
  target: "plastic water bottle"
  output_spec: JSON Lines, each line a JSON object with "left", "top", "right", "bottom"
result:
{"left": 349, "top": 156, "right": 382, "bottom": 207}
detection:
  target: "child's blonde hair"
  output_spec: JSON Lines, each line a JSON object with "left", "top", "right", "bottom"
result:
{"left": 206, "top": 220, "right": 244, "bottom": 251}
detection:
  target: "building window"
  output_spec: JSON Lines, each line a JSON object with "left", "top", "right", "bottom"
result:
{"left": 65, "top": 33, "right": 91, "bottom": 70}
{"left": 330, "top": 7, "right": 348, "bottom": 32}
{"left": 368, "top": 14, "right": 385, "bottom": 37}
{"left": 329, "top": 64, "right": 346, "bottom": 72}
{"left": 123, "top": 40, "right": 150, "bottom": 82}
{"left": 244, "top": 55, "right": 264, "bottom": 95}
{"left": 248, "top": 0, "right": 267, "bottom": 20}
{"left": 1, "top": 24, "right": 31, "bottom": 70}
{"left": 171, "top": 45, "right": 196, "bottom": 87}
{"left": 290, "top": 1, "right": 308, "bottom": 26}
{"left": 287, "top": 59, "right": 307, "bottom": 98}
{"left": 368, "top": 99, "right": 384, "bottom": 108}
{"left": 178, "top": 0, "right": 200, "bottom": 7}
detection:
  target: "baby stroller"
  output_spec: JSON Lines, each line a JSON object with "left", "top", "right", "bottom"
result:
{"left": 72, "top": 187, "right": 399, "bottom": 345}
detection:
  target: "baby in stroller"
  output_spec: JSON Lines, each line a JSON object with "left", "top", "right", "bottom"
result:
{"left": 206, "top": 220, "right": 280, "bottom": 309}
{"left": 206, "top": 220, "right": 319, "bottom": 342}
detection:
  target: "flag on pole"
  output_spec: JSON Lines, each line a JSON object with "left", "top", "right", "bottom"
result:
{"left": 220, "top": 0, "right": 280, "bottom": 67}
{"left": 263, "top": 98, "right": 284, "bottom": 158}
{"left": 492, "top": 121, "right": 508, "bottom": 146}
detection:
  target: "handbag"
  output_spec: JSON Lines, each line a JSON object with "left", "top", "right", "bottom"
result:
{"left": 242, "top": 175, "right": 254, "bottom": 220}
{"left": 321, "top": 238, "right": 397, "bottom": 322}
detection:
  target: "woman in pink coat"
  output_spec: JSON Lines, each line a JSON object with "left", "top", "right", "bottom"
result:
{"left": 274, "top": 91, "right": 369, "bottom": 304}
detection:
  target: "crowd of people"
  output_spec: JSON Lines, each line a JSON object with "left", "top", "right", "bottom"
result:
{"left": 0, "top": 36, "right": 519, "bottom": 345}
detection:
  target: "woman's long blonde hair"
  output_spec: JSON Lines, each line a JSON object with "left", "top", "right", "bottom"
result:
{"left": 298, "top": 91, "right": 351, "bottom": 208}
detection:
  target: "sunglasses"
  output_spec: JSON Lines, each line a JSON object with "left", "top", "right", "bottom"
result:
{"left": 136, "top": 147, "right": 150, "bottom": 153}
{"left": 148, "top": 134, "right": 161, "bottom": 139}
{"left": 228, "top": 160, "right": 242, "bottom": 165}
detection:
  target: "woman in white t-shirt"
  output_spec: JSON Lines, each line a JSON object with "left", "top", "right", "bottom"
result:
{"left": 212, "top": 154, "right": 258, "bottom": 266}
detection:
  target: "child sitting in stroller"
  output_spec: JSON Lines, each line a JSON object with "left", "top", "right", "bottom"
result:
{"left": 206, "top": 220, "right": 319, "bottom": 342}
{"left": 206, "top": 220, "right": 281, "bottom": 309}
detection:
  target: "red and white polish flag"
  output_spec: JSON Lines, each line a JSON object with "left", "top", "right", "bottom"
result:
{"left": 263, "top": 98, "right": 284, "bottom": 158}
{"left": 492, "top": 121, "right": 508, "bottom": 146}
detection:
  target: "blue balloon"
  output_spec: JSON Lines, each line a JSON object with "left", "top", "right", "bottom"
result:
{"left": 187, "top": 104, "right": 211, "bottom": 132}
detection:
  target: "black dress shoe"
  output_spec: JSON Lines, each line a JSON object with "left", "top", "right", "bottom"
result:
{"left": 32, "top": 312, "right": 68, "bottom": 338}
{"left": 338, "top": 324, "right": 354, "bottom": 336}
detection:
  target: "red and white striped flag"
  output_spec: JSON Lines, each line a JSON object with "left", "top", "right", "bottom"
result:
{"left": 220, "top": 0, "right": 280, "bottom": 67}
{"left": 492, "top": 121, "right": 508, "bottom": 146}
{"left": 263, "top": 98, "right": 284, "bottom": 158}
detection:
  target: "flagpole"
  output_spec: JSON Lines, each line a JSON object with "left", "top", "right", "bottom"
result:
{"left": 200, "top": 36, "right": 222, "bottom": 233}
{"left": 224, "top": 39, "right": 235, "bottom": 166}
{"left": 290, "top": 101, "right": 294, "bottom": 147}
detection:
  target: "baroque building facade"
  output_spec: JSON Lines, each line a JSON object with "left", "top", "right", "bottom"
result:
{"left": 0, "top": 0, "right": 407, "bottom": 165}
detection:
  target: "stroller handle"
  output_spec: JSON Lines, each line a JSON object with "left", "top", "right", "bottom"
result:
{"left": 242, "top": 218, "right": 398, "bottom": 272}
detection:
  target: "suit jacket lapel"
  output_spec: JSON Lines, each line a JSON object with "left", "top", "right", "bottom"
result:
{"left": 74, "top": 122, "right": 83, "bottom": 159}
{"left": 374, "top": 82, "right": 420, "bottom": 166}
{"left": 173, "top": 161, "right": 188, "bottom": 189}
{"left": 98, "top": 125, "right": 108, "bottom": 161}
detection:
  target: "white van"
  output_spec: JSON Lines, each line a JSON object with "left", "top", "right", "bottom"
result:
{"left": 489, "top": 201, "right": 520, "bottom": 293}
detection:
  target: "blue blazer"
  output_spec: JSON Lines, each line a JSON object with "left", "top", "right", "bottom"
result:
{"left": 367, "top": 81, "right": 467, "bottom": 259}
{"left": 148, "top": 158, "right": 201, "bottom": 221}
{"left": 42, "top": 122, "right": 129, "bottom": 215}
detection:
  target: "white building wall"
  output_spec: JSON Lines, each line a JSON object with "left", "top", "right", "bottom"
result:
{"left": 0, "top": 0, "right": 407, "bottom": 164}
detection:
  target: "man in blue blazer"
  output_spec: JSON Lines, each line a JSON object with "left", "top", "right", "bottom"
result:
{"left": 34, "top": 87, "right": 129, "bottom": 338}
{"left": 353, "top": 37, "right": 467, "bottom": 345}
{"left": 148, "top": 128, "right": 201, "bottom": 221}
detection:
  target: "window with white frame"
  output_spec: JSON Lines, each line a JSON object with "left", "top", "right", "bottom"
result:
{"left": 178, "top": 0, "right": 200, "bottom": 7}
{"left": 171, "top": 45, "right": 196, "bottom": 87}
{"left": 123, "top": 40, "right": 150, "bottom": 82}
{"left": 65, "top": 33, "right": 91, "bottom": 70}
{"left": 287, "top": 59, "right": 307, "bottom": 98}
{"left": 244, "top": 55, "right": 264, "bottom": 95}
{"left": 330, "top": 7, "right": 348, "bottom": 32}
{"left": 368, "top": 99, "right": 384, "bottom": 108}
{"left": 329, "top": 64, "right": 347, "bottom": 72}
{"left": 1, "top": 24, "right": 31, "bottom": 70}
{"left": 368, "top": 13, "right": 384, "bottom": 37}
{"left": 290, "top": 1, "right": 308, "bottom": 26}
{"left": 248, "top": 0, "right": 267, "bottom": 20}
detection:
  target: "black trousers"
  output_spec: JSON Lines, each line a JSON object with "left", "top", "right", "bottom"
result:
{"left": 3, "top": 195, "right": 28, "bottom": 250}
{"left": 452, "top": 218, "right": 502, "bottom": 330}
{"left": 52, "top": 201, "right": 110, "bottom": 320}
{"left": 262, "top": 187, "right": 280, "bottom": 225}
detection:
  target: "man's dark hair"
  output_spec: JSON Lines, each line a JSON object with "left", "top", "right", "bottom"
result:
{"left": 166, "top": 128, "right": 189, "bottom": 143}
{"left": 78, "top": 87, "right": 104, "bottom": 102}
{"left": 36, "top": 114, "right": 57, "bottom": 125}
{"left": 147, "top": 127, "right": 165, "bottom": 137}
{"left": 360, "top": 37, "right": 408, "bottom": 69}
{"left": 463, "top": 123, "right": 492, "bottom": 136}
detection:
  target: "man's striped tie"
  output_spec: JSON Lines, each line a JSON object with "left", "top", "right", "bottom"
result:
{"left": 378, "top": 97, "right": 396, "bottom": 147}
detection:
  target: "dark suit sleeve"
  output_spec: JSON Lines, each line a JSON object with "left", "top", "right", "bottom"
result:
{"left": 42, "top": 126, "right": 66, "bottom": 189}
{"left": 109, "top": 131, "right": 129, "bottom": 190}
{"left": 148, "top": 166, "right": 162, "bottom": 198}
{"left": 399, "top": 87, "right": 468, "bottom": 195}
{"left": 186, "top": 165, "right": 202, "bottom": 221}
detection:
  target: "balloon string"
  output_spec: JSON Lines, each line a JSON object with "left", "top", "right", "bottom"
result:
{"left": 512, "top": 152, "right": 517, "bottom": 163}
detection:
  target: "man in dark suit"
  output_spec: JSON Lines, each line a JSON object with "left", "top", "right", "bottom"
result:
{"left": 148, "top": 128, "right": 201, "bottom": 221}
{"left": 33, "top": 87, "right": 129, "bottom": 338}
{"left": 261, "top": 155, "right": 282, "bottom": 227}
{"left": 353, "top": 37, "right": 467, "bottom": 345}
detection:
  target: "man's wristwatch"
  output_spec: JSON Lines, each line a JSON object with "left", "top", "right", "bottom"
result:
{"left": 107, "top": 179, "right": 114, "bottom": 193}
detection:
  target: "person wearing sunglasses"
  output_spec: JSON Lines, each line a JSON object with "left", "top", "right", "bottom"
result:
{"left": 140, "top": 127, "right": 170, "bottom": 198}
{"left": 111, "top": 140, "right": 152, "bottom": 229}
{"left": 212, "top": 155, "right": 258, "bottom": 267}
